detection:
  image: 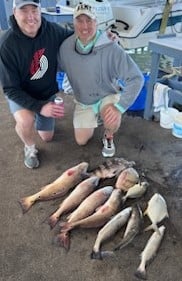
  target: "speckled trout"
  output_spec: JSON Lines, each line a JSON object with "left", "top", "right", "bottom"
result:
{"left": 114, "top": 204, "right": 143, "bottom": 251}
{"left": 135, "top": 225, "right": 166, "bottom": 280}
{"left": 91, "top": 206, "right": 132, "bottom": 260}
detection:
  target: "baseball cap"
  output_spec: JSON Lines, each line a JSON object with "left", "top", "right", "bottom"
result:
{"left": 74, "top": 3, "right": 96, "bottom": 20}
{"left": 13, "top": 0, "right": 41, "bottom": 9}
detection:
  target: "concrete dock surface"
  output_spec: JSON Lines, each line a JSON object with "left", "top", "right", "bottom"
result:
{"left": 0, "top": 88, "right": 182, "bottom": 281}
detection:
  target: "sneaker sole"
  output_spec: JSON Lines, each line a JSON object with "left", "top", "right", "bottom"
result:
{"left": 102, "top": 151, "right": 115, "bottom": 157}
{"left": 24, "top": 160, "right": 40, "bottom": 169}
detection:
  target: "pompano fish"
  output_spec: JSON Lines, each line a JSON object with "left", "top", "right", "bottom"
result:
{"left": 66, "top": 185, "right": 114, "bottom": 223}
{"left": 19, "top": 162, "right": 89, "bottom": 214}
{"left": 122, "top": 181, "right": 149, "bottom": 204}
{"left": 144, "top": 193, "right": 169, "bottom": 234}
{"left": 135, "top": 225, "right": 166, "bottom": 280}
{"left": 114, "top": 204, "right": 143, "bottom": 251}
{"left": 48, "top": 176, "right": 100, "bottom": 229}
{"left": 55, "top": 189, "right": 122, "bottom": 250}
{"left": 90, "top": 207, "right": 132, "bottom": 260}
{"left": 115, "top": 167, "right": 139, "bottom": 191}
{"left": 90, "top": 158, "right": 135, "bottom": 179}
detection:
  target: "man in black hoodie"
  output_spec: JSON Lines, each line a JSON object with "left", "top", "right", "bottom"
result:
{"left": 0, "top": 0, "right": 73, "bottom": 168}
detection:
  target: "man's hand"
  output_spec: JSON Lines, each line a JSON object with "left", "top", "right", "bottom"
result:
{"left": 106, "top": 30, "right": 120, "bottom": 43}
{"left": 101, "top": 104, "right": 121, "bottom": 127}
{"left": 40, "top": 102, "right": 64, "bottom": 118}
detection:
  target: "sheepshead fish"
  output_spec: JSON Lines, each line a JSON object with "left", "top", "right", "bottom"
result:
{"left": 90, "top": 158, "right": 135, "bottom": 179}
{"left": 90, "top": 206, "right": 132, "bottom": 260}
{"left": 122, "top": 181, "right": 149, "bottom": 204}
{"left": 55, "top": 189, "right": 122, "bottom": 250}
{"left": 115, "top": 167, "right": 139, "bottom": 191}
{"left": 19, "top": 162, "right": 89, "bottom": 214}
{"left": 144, "top": 193, "right": 169, "bottom": 234}
{"left": 114, "top": 204, "right": 143, "bottom": 251}
{"left": 48, "top": 176, "right": 100, "bottom": 229}
{"left": 135, "top": 225, "right": 166, "bottom": 280}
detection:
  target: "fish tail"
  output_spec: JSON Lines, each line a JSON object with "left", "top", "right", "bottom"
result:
{"left": 134, "top": 268, "right": 147, "bottom": 280}
{"left": 18, "top": 196, "right": 35, "bottom": 214}
{"left": 48, "top": 213, "right": 59, "bottom": 229}
{"left": 53, "top": 231, "right": 71, "bottom": 250}
{"left": 114, "top": 238, "right": 131, "bottom": 251}
{"left": 100, "top": 250, "right": 115, "bottom": 259}
{"left": 90, "top": 251, "right": 103, "bottom": 260}
{"left": 59, "top": 221, "right": 73, "bottom": 233}
{"left": 90, "top": 250, "right": 115, "bottom": 260}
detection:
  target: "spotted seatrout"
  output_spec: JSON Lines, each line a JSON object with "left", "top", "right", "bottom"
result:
{"left": 91, "top": 206, "right": 132, "bottom": 260}
{"left": 55, "top": 189, "right": 122, "bottom": 250}
{"left": 144, "top": 193, "right": 169, "bottom": 234}
{"left": 48, "top": 176, "right": 100, "bottom": 229}
{"left": 135, "top": 225, "right": 166, "bottom": 280}
{"left": 114, "top": 204, "right": 143, "bottom": 251}
{"left": 19, "top": 162, "right": 89, "bottom": 213}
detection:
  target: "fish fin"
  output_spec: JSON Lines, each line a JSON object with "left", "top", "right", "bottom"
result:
{"left": 53, "top": 232, "right": 70, "bottom": 250}
{"left": 48, "top": 213, "right": 59, "bottom": 229}
{"left": 59, "top": 221, "right": 73, "bottom": 233}
{"left": 144, "top": 224, "right": 160, "bottom": 235}
{"left": 18, "top": 196, "right": 35, "bottom": 214}
{"left": 134, "top": 269, "right": 147, "bottom": 280}
{"left": 121, "top": 196, "right": 127, "bottom": 204}
{"left": 90, "top": 251, "right": 103, "bottom": 260}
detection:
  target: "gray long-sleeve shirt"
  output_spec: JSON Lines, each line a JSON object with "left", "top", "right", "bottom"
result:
{"left": 58, "top": 32, "right": 144, "bottom": 113}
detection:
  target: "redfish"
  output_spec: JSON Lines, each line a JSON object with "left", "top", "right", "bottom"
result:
{"left": 19, "top": 162, "right": 89, "bottom": 214}
{"left": 48, "top": 176, "right": 100, "bottom": 229}
{"left": 55, "top": 189, "right": 122, "bottom": 250}
{"left": 65, "top": 185, "right": 114, "bottom": 224}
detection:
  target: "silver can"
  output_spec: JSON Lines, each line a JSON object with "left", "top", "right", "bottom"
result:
{"left": 54, "top": 96, "right": 63, "bottom": 105}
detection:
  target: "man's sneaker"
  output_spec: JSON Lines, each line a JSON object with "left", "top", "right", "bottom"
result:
{"left": 24, "top": 145, "right": 39, "bottom": 169}
{"left": 102, "top": 136, "right": 115, "bottom": 157}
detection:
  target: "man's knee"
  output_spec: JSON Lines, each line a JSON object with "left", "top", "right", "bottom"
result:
{"left": 38, "top": 131, "right": 54, "bottom": 142}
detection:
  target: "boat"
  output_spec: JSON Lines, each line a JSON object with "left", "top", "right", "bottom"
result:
{"left": 65, "top": 0, "right": 182, "bottom": 50}
{"left": 109, "top": 0, "right": 182, "bottom": 49}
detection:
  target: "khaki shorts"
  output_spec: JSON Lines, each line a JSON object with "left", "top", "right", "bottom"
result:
{"left": 73, "top": 94, "right": 120, "bottom": 128}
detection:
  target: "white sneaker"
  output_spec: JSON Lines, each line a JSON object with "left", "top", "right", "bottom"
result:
{"left": 24, "top": 145, "right": 39, "bottom": 169}
{"left": 102, "top": 136, "right": 115, "bottom": 157}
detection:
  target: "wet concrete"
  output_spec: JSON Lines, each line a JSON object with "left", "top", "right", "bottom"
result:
{"left": 0, "top": 88, "right": 182, "bottom": 281}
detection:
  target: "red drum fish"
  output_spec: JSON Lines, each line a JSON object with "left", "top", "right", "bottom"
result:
{"left": 55, "top": 189, "right": 122, "bottom": 250}
{"left": 65, "top": 185, "right": 114, "bottom": 224}
{"left": 48, "top": 176, "right": 100, "bottom": 229}
{"left": 19, "top": 162, "right": 89, "bottom": 214}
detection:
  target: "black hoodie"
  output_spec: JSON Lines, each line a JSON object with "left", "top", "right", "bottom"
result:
{"left": 0, "top": 16, "right": 73, "bottom": 113}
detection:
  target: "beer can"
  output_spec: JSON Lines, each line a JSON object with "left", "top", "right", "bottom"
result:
{"left": 54, "top": 96, "right": 63, "bottom": 105}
